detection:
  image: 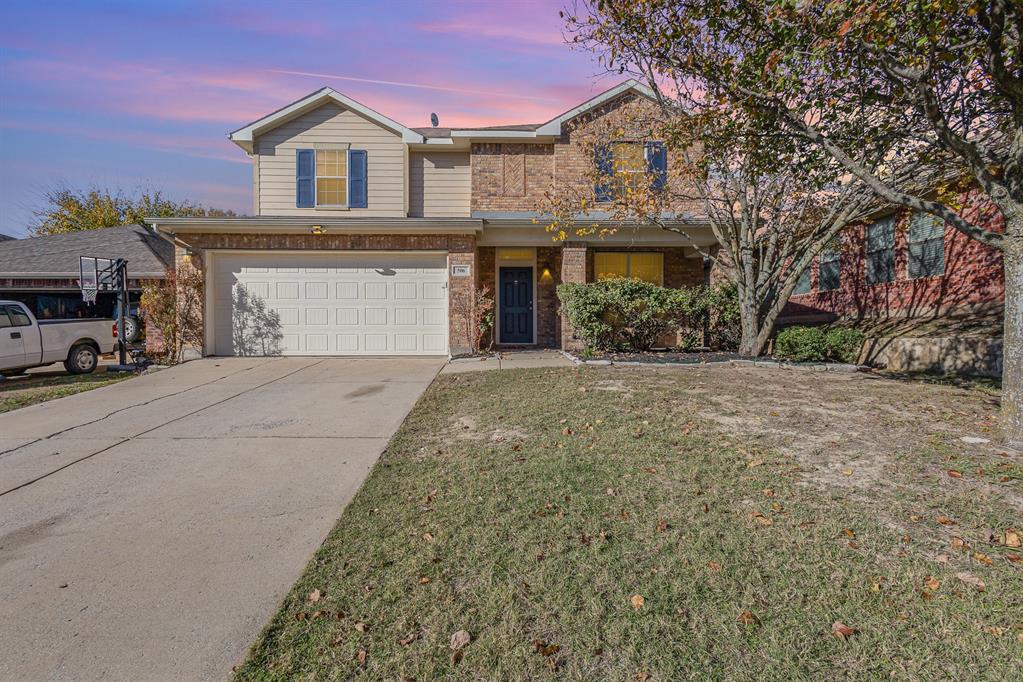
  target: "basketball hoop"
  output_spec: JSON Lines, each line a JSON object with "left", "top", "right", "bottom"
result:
{"left": 82, "top": 286, "right": 98, "bottom": 304}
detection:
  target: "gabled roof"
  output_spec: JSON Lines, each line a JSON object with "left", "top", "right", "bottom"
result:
{"left": 229, "top": 79, "right": 659, "bottom": 149}
{"left": 229, "top": 88, "right": 426, "bottom": 152}
{"left": 0, "top": 225, "right": 174, "bottom": 278}
{"left": 0, "top": 233, "right": 15, "bottom": 241}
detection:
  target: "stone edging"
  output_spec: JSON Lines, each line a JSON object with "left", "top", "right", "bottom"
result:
{"left": 560, "top": 350, "right": 867, "bottom": 373}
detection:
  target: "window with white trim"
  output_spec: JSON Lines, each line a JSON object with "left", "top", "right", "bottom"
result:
{"left": 315, "top": 149, "right": 348, "bottom": 207}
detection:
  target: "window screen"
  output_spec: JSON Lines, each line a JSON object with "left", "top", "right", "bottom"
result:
{"left": 908, "top": 212, "right": 945, "bottom": 279}
{"left": 865, "top": 216, "right": 896, "bottom": 284}
{"left": 818, "top": 241, "right": 841, "bottom": 291}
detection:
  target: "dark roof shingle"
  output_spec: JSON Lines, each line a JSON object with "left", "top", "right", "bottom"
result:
{"left": 0, "top": 225, "right": 174, "bottom": 277}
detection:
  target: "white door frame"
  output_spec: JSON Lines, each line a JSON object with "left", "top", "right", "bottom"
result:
{"left": 493, "top": 247, "right": 537, "bottom": 346}
{"left": 204, "top": 248, "right": 449, "bottom": 356}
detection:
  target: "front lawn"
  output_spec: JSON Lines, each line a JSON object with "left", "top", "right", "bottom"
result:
{"left": 238, "top": 366, "right": 1022, "bottom": 680}
{"left": 0, "top": 369, "right": 132, "bottom": 413}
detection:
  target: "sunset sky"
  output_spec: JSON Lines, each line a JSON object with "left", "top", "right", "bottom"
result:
{"left": 0, "top": 0, "right": 613, "bottom": 236}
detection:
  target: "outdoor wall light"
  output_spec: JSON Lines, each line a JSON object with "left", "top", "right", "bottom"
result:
{"left": 310, "top": 224, "right": 326, "bottom": 235}
{"left": 540, "top": 266, "right": 553, "bottom": 281}
{"left": 181, "top": 249, "right": 194, "bottom": 264}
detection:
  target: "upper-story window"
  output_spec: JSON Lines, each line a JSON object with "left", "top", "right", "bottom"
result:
{"left": 296, "top": 148, "right": 367, "bottom": 209}
{"left": 315, "top": 150, "right": 347, "bottom": 207}
{"left": 865, "top": 216, "right": 896, "bottom": 284}
{"left": 595, "top": 141, "right": 667, "bottom": 202}
{"left": 908, "top": 212, "right": 945, "bottom": 279}
{"left": 792, "top": 266, "right": 812, "bottom": 295}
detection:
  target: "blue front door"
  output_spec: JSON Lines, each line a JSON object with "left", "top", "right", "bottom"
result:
{"left": 499, "top": 267, "right": 533, "bottom": 344}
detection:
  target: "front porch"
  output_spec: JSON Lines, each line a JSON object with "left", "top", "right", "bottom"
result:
{"left": 476, "top": 243, "right": 707, "bottom": 350}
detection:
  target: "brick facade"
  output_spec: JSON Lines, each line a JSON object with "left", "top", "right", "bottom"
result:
{"left": 783, "top": 191, "right": 1005, "bottom": 324}
{"left": 169, "top": 232, "right": 478, "bottom": 356}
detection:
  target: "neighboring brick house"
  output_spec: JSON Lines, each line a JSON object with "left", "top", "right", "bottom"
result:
{"left": 0, "top": 225, "right": 174, "bottom": 352}
{"left": 151, "top": 80, "right": 715, "bottom": 357}
{"left": 781, "top": 189, "right": 1005, "bottom": 333}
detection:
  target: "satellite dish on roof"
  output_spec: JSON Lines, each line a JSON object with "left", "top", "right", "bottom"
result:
{"left": 430, "top": 112, "right": 439, "bottom": 127}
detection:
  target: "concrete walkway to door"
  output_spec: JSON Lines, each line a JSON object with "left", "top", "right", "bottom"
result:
{"left": 0, "top": 356, "right": 443, "bottom": 681}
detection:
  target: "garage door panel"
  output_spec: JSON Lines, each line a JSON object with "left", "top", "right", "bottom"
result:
{"left": 213, "top": 252, "right": 448, "bottom": 356}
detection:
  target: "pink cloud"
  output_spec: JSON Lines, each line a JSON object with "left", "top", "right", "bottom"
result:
{"left": 416, "top": 1, "right": 569, "bottom": 47}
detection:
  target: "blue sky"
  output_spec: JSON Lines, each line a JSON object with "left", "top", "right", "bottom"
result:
{"left": 0, "top": 0, "right": 613, "bottom": 236}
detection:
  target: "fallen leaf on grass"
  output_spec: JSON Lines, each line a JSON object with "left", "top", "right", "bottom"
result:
{"left": 955, "top": 572, "right": 986, "bottom": 591}
{"left": 606, "top": 488, "right": 616, "bottom": 496}
{"left": 924, "top": 576, "right": 941, "bottom": 591}
{"left": 306, "top": 589, "right": 322, "bottom": 604}
{"left": 841, "top": 469, "right": 853, "bottom": 476}
{"left": 354, "top": 622, "right": 368, "bottom": 633}
{"left": 747, "top": 458, "right": 764, "bottom": 468}
{"left": 947, "top": 469, "right": 963, "bottom": 478}
{"left": 832, "top": 621, "right": 857, "bottom": 640}
{"left": 707, "top": 561, "right": 722, "bottom": 571}
{"left": 423, "top": 533, "right": 434, "bottom": 543}
{"left": 751, "top": 511, "right": 773, "bottom": 526}
{"left": 737, "top": 610, "right": 757, "bottom": 625}
{"left": 450, "top": 630, "right": 471, "bottom": 651}
{"left": 1004, "top": 529, "right": 1021, "bottom": 548}
{"left": 841, "top": 528, "right": 856, "bottom": 538}
{"left": 357, "top": 649, "right": 367, "bottom": 666}
{"left": 636, "top": 672, "right": 650, "bottom": 681}
{"left": 418, "top": 576, "right": 431, "bottom": 584}
{"left": 951, "top": 537, "right": 968, "bottom": 550}
{"left": 983, "top": 625, "right": 1005, "bottom": 637}
{"left": 399, "top": 631, "right": 418, "bottom": 646}
{"left": 656, "top": 519, "right": 668, "bottom": 533}
{"left": 937, "top": 516, "right": 957, "bottom": 526}
{"left": 630, "top": 594, "right": 645, "bottom": 610}
{"left": 973, "top": 552, "right": 994, "bottom": 566}
{"left": 762, "top": 488, "right": 774, "bottom": 497}
{"left": 532, "top": 639, "right": 560, "bottom": 656}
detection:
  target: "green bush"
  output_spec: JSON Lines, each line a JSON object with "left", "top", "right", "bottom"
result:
{"left": 824, "top": 327, "right": 865, "bottom": 363}
{"left": 557, "top": 278, "right": 707, "bottom": 352}
{"left": 705, "top": 282, "right": 741, "bottom": 351}
{"left": 774, "top": 326, "right": 865, "bottom": 363}
{"left": 774, "top": 326, "right": 829, "bottom": 362}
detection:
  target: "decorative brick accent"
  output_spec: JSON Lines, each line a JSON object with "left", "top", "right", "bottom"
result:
{"left": 471, "top": 143, "right": 554, "bottom": 212}
{"left": 502, "top": 144, "right": 526, "bottom": 197}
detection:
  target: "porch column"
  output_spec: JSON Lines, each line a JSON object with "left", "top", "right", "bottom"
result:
{"left": 560, "top": 242, "right": 587, "bottom": 351}
{"left": 447, "top": 235, "right": 477, "bottom": 357}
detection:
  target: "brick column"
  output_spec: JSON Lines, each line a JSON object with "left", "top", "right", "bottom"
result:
{"left": 560, "top": 243, "right": 587, "bottom": 351}
{"left": 447, "top": 235, "right": 478, "bottom": 357}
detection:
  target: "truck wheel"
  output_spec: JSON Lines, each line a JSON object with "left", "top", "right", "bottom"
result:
{"left": 65, "top": 344, "right": 98, "bottom": 375}
{"left": 123, "top": 315, "right": 142, "bottom": 343}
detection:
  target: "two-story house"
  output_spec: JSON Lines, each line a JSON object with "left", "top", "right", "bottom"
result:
{"left": 150, "top": 80, "right": 715, "bottom": 357}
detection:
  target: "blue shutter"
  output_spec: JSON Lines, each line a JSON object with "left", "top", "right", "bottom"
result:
{"left": 594, "top": 144, "right": 614, "bottom": 202}
{"left": 349, "top": 149, "right": 367, "bottom": 209}
{"left": 296, "top": 149, "right": 315, "bottom": 208}
{"left": 646, "top": 141, "right": 667, "bottom": 190}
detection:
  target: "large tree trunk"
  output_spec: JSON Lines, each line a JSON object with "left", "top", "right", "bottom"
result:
{"left": 1003, "top": 214, "right": 1022, "bottom": 447}
{"left": 737, "top": 286, "right": 764, "bottom": 356}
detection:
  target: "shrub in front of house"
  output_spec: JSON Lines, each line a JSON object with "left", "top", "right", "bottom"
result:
{"left": 705, "top": 282, "right": 741, "bottom": 351}
{"left": 824, "top": 327, "right": 866, "bottom": 363}
{"left": 557, "top": 278, "right": 707, "bottom": 352}
{"left": 774, "top": 326, "right": 865, "bottom": 363}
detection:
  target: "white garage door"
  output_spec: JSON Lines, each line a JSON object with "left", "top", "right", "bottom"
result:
{"left": 211, "top": 252, "right": 449, "bottom": 356}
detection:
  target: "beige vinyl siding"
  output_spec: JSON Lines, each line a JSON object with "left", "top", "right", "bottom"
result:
{"left": 254, "top": 102, "right": 406, "bottom": 217}
{"left": 409, "top": 151, "right": 471, "bottom": 217}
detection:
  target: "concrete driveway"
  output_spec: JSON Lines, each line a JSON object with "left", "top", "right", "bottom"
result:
{"left": 0, "top": 357, "right": 442, "bottom": 681}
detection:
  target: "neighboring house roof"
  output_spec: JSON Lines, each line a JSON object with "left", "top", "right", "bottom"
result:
{"left": 0, "top": 233, "right": 15, "bottom": 241}
{"left": 231, "top": 79, "right": 658, "bottom": 148}
{"left": 0, "top": 225, "right": 174, "bottom": 279}
{"left": 229, "top": 87, "right": 427, "bottom": 152}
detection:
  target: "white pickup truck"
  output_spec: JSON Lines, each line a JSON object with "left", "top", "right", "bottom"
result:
{"left": 0, "top": 300, "right": 117, "bottom": 375}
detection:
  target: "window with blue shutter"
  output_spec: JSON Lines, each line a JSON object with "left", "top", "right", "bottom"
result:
{"left": 594, "top": 144, "right": 614, "bottom": 202}
{"left": 908, "top": 212, "right": 945, "bottom": 278}
{"left": 349, "top": 149, "right": 367, "bottom": 208}
{"left": 295, "top": 149, "right": 315, "bottom": 208}
{"left": 645, "top": 141, "right": 667, "bottom": 190}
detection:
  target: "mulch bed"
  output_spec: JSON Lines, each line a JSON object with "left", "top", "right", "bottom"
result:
{"left": 580, "top": 350, "right": 752, "bottom": 364}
